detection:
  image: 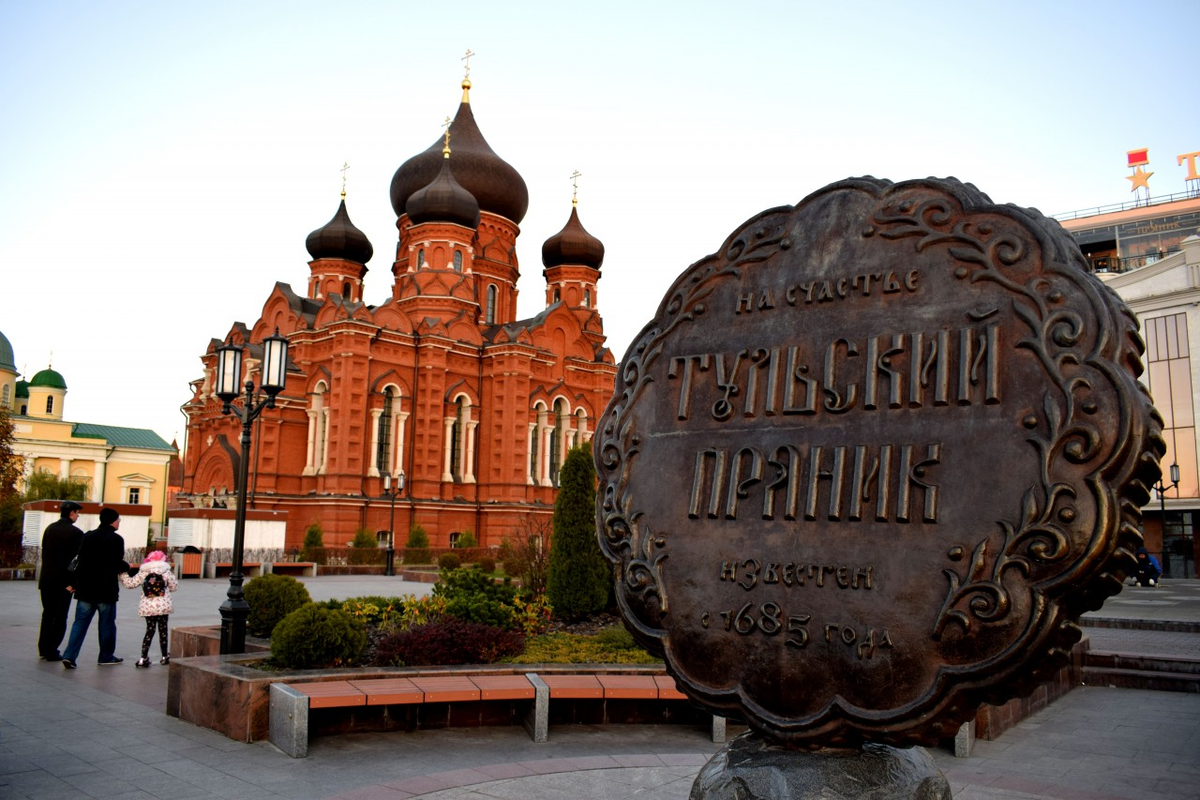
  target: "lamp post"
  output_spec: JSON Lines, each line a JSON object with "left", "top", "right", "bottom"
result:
{"left": 382, "top": 470, "right": 405, "bottom": 576}
{"left": 214, "top": 329, "right": 289, "bottom": 655}
{"left": 1156, "top": 462, "right": 1180, "bottom": 577}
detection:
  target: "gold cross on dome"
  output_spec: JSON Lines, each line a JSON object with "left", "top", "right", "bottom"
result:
{"left": 462, "top": 48, "right": 475, "bottom": 79}
{"left": 340, "top": 162, "right": 350, "bottom": 197}
{"left": 442, "top": 116, "right": 453, "bottom": 155}
{"left": 570, "top": 170, "right": 582, "bottom": 205}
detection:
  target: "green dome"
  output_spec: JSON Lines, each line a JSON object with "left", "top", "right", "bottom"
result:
{"left": 29, "top": 367, "right": 66, "bottom": 390}
{"left": 15, "top": 380, "right": 28, "bottom": 399}
{"left": 0, "top": 331, "right": 15, "bottom": 373}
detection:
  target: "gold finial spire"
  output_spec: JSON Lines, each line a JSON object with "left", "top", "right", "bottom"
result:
{"left": 340, "top": 162, "right": 350, "bottom": 199}
{"left": 442, "top": 117, "right": 452, "bottom": 158}
{"left": 461, "top": 48, "right": 475, "bottom": 101}
{"left": 570, "top": 170, "right": 582, "bottom": 206}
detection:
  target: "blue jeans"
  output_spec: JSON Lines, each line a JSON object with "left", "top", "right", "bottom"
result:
{"left": 61, "top": 600, "right": 118, "bottom": 662}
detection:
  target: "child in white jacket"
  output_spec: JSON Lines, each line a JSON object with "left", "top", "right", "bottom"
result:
{"left": 121, "top": 550, "right": 179, "bottom": 667}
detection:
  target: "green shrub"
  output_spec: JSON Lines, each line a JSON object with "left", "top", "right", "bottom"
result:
{"left": 301, "top": 523, "right": 324, "bottom": 562}
{"left": 432, "top": 566, "right": 518, "bottom": 629}
{"left": 351, "top": 528, "right": 378, "bottom": 548}
{"left": 244, "top": 573, "right": 312, "bottom": 637}
{"left": 438, "top": 552, "right": 462, "bottom": 571}
{"left": 404, "top": 524, "right": 431, "bottom": 564}
{"left": 454, "top": 530, "right": 478, "bottom": 549}
{"left": 547, "top": 446, "right": 611, "bottom": 619}
{"left": 371, "top": 618, "right": 524, "bottom": 667}
{"left": 270, "top": 603, "right": 367, "bottom": 669}
{"left": 477, "top": 556, "right": 497, "bottom": 574}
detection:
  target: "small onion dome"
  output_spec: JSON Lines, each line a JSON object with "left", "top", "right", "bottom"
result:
{"left": 390, "top": 83, "right": 529, "bottom": 224}
{"left": 15, "top": 380, "right": 28, "bottom": 399}
{"left": 29, "top": 367, "right": 66, "bottom": 389}
{"left": 305, "top": 198, "right": 374, "bottom": 264}
{"left": 542, "top": 206, "right": 604, "bottom": 270}
{"left": 0, "top": 330, "right": 15, "bottom": 372}
{"left": 406, "top": 156, "right": 481, "bottom": 229}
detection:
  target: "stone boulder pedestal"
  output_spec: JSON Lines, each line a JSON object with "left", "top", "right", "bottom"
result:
{"left": 691, "top": 731, "right": 951, "bottom": 799}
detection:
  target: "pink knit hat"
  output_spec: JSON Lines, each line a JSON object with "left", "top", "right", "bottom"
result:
{"left": 144, "top": 550, "right": 168, "bottom": 562}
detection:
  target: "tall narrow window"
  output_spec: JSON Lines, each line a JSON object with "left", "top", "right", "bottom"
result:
{"left": 453, "top": 251, "right": 463, "bottom": 271}
{"left": 46, "top": 396, "right": 54, "bottom": 414}
{"left": 376, "top": 388, "right": 394, "bottom": 474}
{"left": 486, "top": 285, "right": 497, "bottom": 324}
{"left": 450, "top": 397, "right": 467, "bottom": 479}
{"left": 583, "top": 289, "right": 591, "bottom": 308}
{"left": 1, "top": 385, "right": 8, "bottom": 407}
{"left": 342, "top": 281, "right": 351, "bottom": 299}
{"left": 549, "top": 399, "right": 567, "bottom": 485}
{"left": 417, "top": 248, "right": 425, "bottom": 268}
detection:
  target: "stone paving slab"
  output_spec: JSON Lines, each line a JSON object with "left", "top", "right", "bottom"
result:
{"left": 2, "top": 576, "right": 1199, "bottom": 799}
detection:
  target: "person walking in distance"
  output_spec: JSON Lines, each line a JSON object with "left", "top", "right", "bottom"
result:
{"left": 61, "top": 508, "right": 131, "bottom": 668}
{"left": 37, "top": 501, "right": 84, "bottom": 661}
{"left": 121, "top": 550, "right": 178, "bottom": 667}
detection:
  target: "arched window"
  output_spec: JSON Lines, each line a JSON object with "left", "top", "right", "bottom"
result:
{"left": 46, "top": 396, "right": 54, "bottom": 414}
{"left": 486, "top": 285, "right": 497, "bottom": 324}
{"left": 549, "top": 398, "right": 568, "bottom": 485}
{"left": 449, "top": 397, "right": 469, "bottom": 480}
{"left": 417, "top": 248, "right": 425, "bottom": 268}
{"left": 342, "top": 281, "right": 351, "bottom": 299}
{"left": 453, "top": 251, "right": 463, "bottom": 271}
{"left": 1, "top": 385, "right": 8, "bottom": 407}
{"left": 553, "top": 288, "right": 561, "bottom": 303}
{"left": 583, "top": 289, "right": 591, "bottom": 308}
{"left": 376, "top": 388, "right": 394, "bottom": 474}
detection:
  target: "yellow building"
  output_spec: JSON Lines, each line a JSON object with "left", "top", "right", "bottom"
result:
{"left": 1, "top": 330, "right": 176, "bottom": 537}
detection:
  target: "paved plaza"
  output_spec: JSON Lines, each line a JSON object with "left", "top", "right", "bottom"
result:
{"left": 1, "top": 575, "right": 1197, "bottom": 799}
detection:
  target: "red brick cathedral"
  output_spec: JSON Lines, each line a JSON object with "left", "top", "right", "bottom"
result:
{"left": 178, "top": 77, "right": 617, "bottom": 548}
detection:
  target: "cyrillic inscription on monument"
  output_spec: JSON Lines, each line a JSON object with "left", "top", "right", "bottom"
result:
{"left": 595, "top": 177, "right": 1164, "bottom": 747}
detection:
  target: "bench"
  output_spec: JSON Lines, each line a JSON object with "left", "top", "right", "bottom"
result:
{"left": 207, "top": 562, "right": 262, "bottom": 579}
{"left": 268, "top": 562, "right": 317, "bottom": 577}
{"left": 269, "top": 672, "right": 725, "bottom": 758}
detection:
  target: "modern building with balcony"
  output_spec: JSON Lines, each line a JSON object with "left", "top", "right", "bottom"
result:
{"left": 1060, "top": 182, "right": 1200, "bottom": 578}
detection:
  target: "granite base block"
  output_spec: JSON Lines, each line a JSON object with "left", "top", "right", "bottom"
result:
{"left": 691, "top": 731, "right": 951, "bottom": 800}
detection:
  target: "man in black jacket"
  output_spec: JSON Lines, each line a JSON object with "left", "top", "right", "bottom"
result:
{"left": 38, "top": 501, "right": 84, "bottom": 660}
{"left": 61, "top": 508, "right": 131, "bottom": 668}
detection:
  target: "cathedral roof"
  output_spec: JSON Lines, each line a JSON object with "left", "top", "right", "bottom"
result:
{"left": 542, "top": 204, "right": 604, "bottom": 270}
{"left": 16, "top": 380, "right": 28, "bottom": 399}
{"left": 29, "top": 366, "right": 66, "bottom": 389}
{"left": 406, "top": 155, "right": 481, "bottom": 229}
{"left": 389, "top": 80, "right": 529, "bottom": 225}
{"left": 0, "top": 330, "right": 15, "bottom": 373}
{"left": 305, "top": 198, "right": 374, "bottom": 265}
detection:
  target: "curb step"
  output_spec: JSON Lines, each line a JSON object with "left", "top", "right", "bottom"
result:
{"left": 1081, "top": 666, "right": 1200, "bottom": 693}
{"left": 1085, "top": 652, "right": 1200, "bottom": 675}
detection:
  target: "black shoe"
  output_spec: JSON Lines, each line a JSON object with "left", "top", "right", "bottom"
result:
{"left": 97, "top": 658, "right": 124, "bottom": 666}
{"left": 40, "top": 652, "right": 62, "bottom": 661}
{"left": 62, "top": 659, "right": 76, "bottom": 669}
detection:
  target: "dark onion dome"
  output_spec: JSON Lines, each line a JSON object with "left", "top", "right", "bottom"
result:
{"left": 390, "top": 80, "right": 529, "bottom": 224}
{"left": 0, "top": 330, "right": 15, "bottom": 372}
{"left": 542, "top": 205, "right": 604, "bottom": 270}
{"left": 29, "top": 366, "right": 66, "bottom": 389}
{"left": 305, "top": 198, "right": 374, "bottom": 264}
{"left": 15, "top": 379, "right": 28, "bottom": 399}
{"left": 406, "top": 154, "right": 481, "bottom": 229}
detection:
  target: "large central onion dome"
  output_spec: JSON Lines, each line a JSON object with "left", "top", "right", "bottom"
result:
{"left": 305, "top": 198, "right": 374, "bottom": 265}
{"left": 390, "top": 80, "right": 529, "bottom": 225}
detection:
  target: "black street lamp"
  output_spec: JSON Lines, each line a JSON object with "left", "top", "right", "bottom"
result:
{"left": 214, "top": 328, "right": 289, "bottom": 655}
{"left": 382, "top": 470, "right": 405, "bottom": 577}
{"left": 1156, "top": 462, "right": 1181, "bottom": 575}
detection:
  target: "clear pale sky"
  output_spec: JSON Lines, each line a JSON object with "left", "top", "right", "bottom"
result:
{"left": 2, "top": 0, "right": 1196, "bottom": 448}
